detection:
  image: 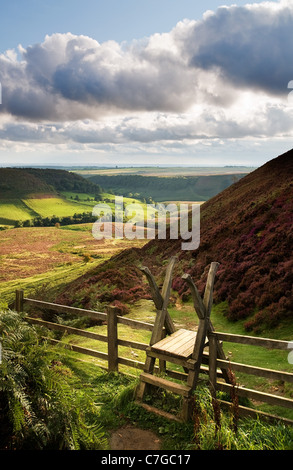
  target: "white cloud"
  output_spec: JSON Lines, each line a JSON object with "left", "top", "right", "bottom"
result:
{"left": 0, "top": 0, "right": 292, "bottom": 165}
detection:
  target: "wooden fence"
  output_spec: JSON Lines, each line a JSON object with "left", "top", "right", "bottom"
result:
{"left": 208, "top": 331, "right": 293, "bottom": 424}
{"left": 14, "top": 289, "right": 293, "bottom": 424}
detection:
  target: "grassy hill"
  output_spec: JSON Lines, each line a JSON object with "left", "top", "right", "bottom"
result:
{"left": 0, "top": 168, "right": 56, "bottom": 199}
{"left": 0, "top": 168, "right": 103, "bottom": 225}
{"left": 55, "top": 149, "right": 293, "bottom": 333}
{"left": 0, "top": 168, "right": 101, "bottom": 198}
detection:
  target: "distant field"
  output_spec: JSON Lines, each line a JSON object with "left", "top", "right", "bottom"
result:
{"left": 74, "top": 166, "right": 256, "bottom": 177}
{"left": 0, "top": 192, "right": 149, "bottom": 226}
{"left": 0, "top": 196, "right": 96, "bottom": 225}
{"left": 0, "top": 199, "right": 36, "bottom": 224}
{"left": 23, "top": 196, "right": 94, "bottom": 218}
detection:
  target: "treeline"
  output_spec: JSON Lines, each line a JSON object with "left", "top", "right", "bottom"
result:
{"left": 24, "top": 168, "right": 102, "bottom": 194}
{"left": 14, "top": 212, "right": 97, "bottom": 228}
{"left": 0, "top": 167, "right": 103, "bottom": 198}
{"left": 88, "top": 174, "right": 245, "bottom": 202}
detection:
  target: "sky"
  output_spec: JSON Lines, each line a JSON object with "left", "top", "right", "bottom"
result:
{"left": 0, "top": 0, "right": 293, "bottom": 167}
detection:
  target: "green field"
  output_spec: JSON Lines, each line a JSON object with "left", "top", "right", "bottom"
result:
{"left": 0, "top": 199, "right": 36, "bottom": 224}
{"left": 23, "top": 197, "right": 95, "bottom": 218}
{"left": 0, "top": 192, "right": 152, "bottom": 227}
{"left": 0, "top": 196, "right": 94, "bottom": 225}
{"left": 75, "top": 166, "right": 256, "bottom": 177}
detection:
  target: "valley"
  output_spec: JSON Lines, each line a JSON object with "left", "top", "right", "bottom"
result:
{"left": 0, "top": 152, "right": 293, "bottom": 447}
{"left": 1, "top": 155, "right": 292, "bottom": 333}
{"left": 0, "top": 164, "right": 247, "bottom": 304}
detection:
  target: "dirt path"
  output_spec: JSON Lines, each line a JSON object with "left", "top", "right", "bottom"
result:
{"left": 110, "top": 425, "right": 161, "bottom": 450}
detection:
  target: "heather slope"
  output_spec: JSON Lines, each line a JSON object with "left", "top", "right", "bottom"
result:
{"left": 56, "top": 149, "right": 293, "bottom": 332}
{"left": 174, "top": 149, "right": 293, "bottom": 331}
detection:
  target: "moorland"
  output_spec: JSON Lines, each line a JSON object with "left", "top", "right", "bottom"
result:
{"left": 0, "top": 155, "right": 293, "bottom": 450}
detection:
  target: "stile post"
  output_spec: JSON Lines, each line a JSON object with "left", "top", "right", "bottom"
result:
{"left": 208, "top": 332, "right": 218, "bottom": 398}
{"left": 107, "top": 306, "right": 118, "bottom": 372}
{"left": 15, "top": 289, "right": 24, "bottom": 313}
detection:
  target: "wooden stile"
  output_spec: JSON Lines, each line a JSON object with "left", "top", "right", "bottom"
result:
{"left": 136, "top": 260, "right": 232, "bottom": 421}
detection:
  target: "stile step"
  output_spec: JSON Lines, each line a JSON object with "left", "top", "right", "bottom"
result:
{"left": 140, "top": 372, "right": 191, "bottom": 397}
{"left": 135, "top": 401, "right": 182, "bottom": 422}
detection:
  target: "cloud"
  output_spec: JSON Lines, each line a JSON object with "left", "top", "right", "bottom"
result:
{"left": 1, "top": 93, "right": 292, "bottom": 147}
{"left": 0, "top": 0, "right": 293, "bottom": 166}
{"left": 0, "top": 32, "right": 197, "bottom": 121}
{"left": 0, "top": 1, "right": 292, "bottom": 123}
{"left": 185, "top": 0, "right": 293, "bottom": 95}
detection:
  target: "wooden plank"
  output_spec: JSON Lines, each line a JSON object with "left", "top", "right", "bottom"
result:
{"left": 209, "top": 333, "right": 218, "bottom": 397}
{"left": 47, "top": 338, "right": 108, "bottom": 361}
{"left": 140, "top": 266, "right": 163, "bottom": 310}
{"left": 24, "top": 297, "right": 106, "bottom": 322}
{"left": 117, "top": 316, "right": 153, "bottom": 332}
{"left": 15, "top": 290, "right": 24, "bottom": 313}
{"left": 140, "top": 372, "right": 191, "bottom": 397}
{"left": 218, "top": 400, "right": 293, "bottom": 426}
{"left": 117, "top": 338, "right": 148, "bottom": 351}
{"left": 217, "top": 382, "right": 293, "bottom": 410}
{"left": 141, "top": 264, "right": 176, "bottom": 336}
{"left": 118, "top": 357, "right": 145, "bottom": 370}
{"left": 203, "top": 262, "right": 220, "bottom": 316}
{"left": 135, "top": 401, "right": 182, "bottom": 422}
{"left": 191, "top": 319, "right": 207, "bottom": 361}
{"left": 152, "top": 330, "right": 197, "bottom": 358}
{"left": 174, "top": 336, "right": 197, "bottom": 357}
{"left": 161, "top": 256, "right": 177, "bottom": 311}
{"left": 26, "top": 317, "right": 107, "bottom": 342}
{"left": 181, "top": 274, "right": 206, "bottom": 320}
{"left": 212, "top": 331, "right": 291, "bottom": 350}
{"left": 153, "top": 329, "right": 195, "bottom": 350}
{"left": 107, "top": 306, "right": 118, "bottom": 372}
{"left": 151, "top": 329, "right": 185, "bottom": 349}
{"left": 153, "top": 329, "right": 191, "bottom": 351}
{"left": 147, "top": 349, "right": 196, "bottom": 370}
{"left": 186, "top": 319, "right": 209, "bottom": 391}
{"left": 216, "top": 358, "right": 293, "bottom": 384}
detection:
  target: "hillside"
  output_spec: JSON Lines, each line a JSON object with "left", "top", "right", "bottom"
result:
{"left": 0, "top": 168, "right": 103, "bottom": 225}
{"left": 55, "top": 149, "right": 293, "bottom": 332}
{"left": 0, "top": 167, "right": 101, "bottom": 199}
{"left": 0, "top": 168, "right": 56, "bottom": 198}
{"left": 87, "top": 173, "right": 247, "bottom": 202}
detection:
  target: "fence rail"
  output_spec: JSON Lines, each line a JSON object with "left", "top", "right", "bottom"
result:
{"left": 208, "top": 331, "right": 293, "bottom": 424}
{"left": 14, "top": 289, "right": 293, "bottom": 424}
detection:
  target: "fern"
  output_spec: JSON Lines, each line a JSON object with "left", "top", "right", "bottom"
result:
{"left": 0, "top": 309, "right": 107, "bottom": 450}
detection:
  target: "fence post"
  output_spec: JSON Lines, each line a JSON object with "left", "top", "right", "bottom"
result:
{"left": 209, "top": 332, "right": 218, "bottom": 398}
{"left": 107, "top": 306, "right": 118, "bottom": 372}
{"left": 15, "top": 290, "right": 24, "bottom": 313}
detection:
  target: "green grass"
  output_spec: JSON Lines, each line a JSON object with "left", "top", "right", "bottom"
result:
{"left": 23, "top": 197, "right": 94, "bottom": 218}
{"left": 0, "top": 196, "right": 96, "bottom": 224}
{"left": 2, "top": 296, "right": 293, "bottom": 450}
{"left": 0, "top": 259, "right": 104, "bottom": 306}
{"left": 49, "top": 350, "right": 293, "bottom": 450}
{"left": 0, "top": 199, "right": 37, "bottom": 223}
{"left": 53, "top": 297, "right": 293, "bottom": 423}
{"left": 0, "top": 192, "right": 151, "bottom": 225}
{"left": 0, "top": 191, "right": 155, "bottom": 226}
